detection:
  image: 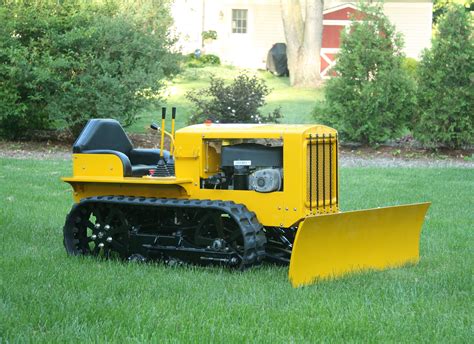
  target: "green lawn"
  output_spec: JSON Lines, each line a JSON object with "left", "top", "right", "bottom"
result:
{"left": 1, "top": 158, "right": 472, "bottom": 342}
{"left": 128, "top": 66, "right": 324, "bottom": 133}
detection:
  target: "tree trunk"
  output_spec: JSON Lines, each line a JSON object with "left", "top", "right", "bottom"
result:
{"left": 280, "top": 0, "right": 324, "bottom": 87}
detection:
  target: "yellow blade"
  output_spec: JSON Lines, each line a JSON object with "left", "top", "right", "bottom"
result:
{"left": 289, "top": 202, "right": 431, "bottom": 287}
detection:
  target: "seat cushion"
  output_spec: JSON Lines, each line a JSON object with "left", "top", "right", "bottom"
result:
{"left": 129, "top": 148, "right": 170, "bottom": 166}
{"left": 73, "top": 119, "right": 175, "bottom": 178}
{"left": 131, "top": 164, "right": 156, "bottom": 177}
{"left": 73, "top": 119, "right": 133, "bottom": 155}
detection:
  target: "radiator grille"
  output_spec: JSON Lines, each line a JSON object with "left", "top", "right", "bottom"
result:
{"left": 307, "top": 134, "right": 338, "bottom": 212}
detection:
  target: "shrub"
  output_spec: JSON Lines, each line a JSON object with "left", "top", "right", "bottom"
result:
{"left": 413, "top": 5, "right": 473, "bottom": 148}
{"left": 201, "top": 30, "right": 218, "bottom": 41}
{"left": 183, "top": 53, "right": 221, "bottom": 68}
{"left": 402, "top": 57, "right": 419, "bottom": 79}
{"left": 186, "top": 61, "right": 205, "bottom": 69}
{"left": 186, "top": 73, "right": 282, "bottom": 124}
{"left": 200, "top": 54, "right": 221, "bottom": 65}
{"left": 313, "top": 5, "right": 416, "bottom": 145}
{"left": 0, "top": 1, "right": 179, "bottom": 139}
{"left": 433, "top": 0, "right": 473, "bottom": 24}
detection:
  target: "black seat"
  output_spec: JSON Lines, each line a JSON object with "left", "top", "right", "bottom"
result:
{"left": 73, "top": 119, "right": 170, "bottom": 177}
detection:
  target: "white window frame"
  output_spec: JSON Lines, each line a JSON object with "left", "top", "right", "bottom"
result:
{"left": 231, "top": 9, "right": 248, "bottom": 34}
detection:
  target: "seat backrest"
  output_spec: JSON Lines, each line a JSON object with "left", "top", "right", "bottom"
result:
{"left": 73, "top": 119, "right": 133, "bottom": 155}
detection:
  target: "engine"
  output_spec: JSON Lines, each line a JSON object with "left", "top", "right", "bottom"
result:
{"left": 248, "top": 168, "right": 282, "bottom": 193}
{"left": 202, "top": 143, "right": 283, "bottom": 192}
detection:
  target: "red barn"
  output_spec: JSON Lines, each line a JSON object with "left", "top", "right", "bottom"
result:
{"left": 320, "top": 4, "right": 361, "bottom": 78}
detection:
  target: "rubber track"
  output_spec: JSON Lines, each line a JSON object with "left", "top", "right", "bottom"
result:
{"left": 69, "top": 195, "right": 267, "bottom": 269}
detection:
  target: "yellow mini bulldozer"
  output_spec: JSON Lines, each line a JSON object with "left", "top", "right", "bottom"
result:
{"left": 62, "top": 108, "right": 430, "bottom": 287}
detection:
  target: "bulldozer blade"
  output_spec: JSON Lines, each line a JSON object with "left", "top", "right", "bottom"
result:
{"left": 289, "top": 202, "right": 430, "bottom": 287}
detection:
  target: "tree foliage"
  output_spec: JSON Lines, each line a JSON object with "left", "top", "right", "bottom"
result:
{"left": 414, "top": 5, "right": 473, "bottom": 148}
{"left": 186, "top": 73, "right": 282, "bottom": 124}
{"left": 313, "top": 5, "right": 416, "bottom": 144}
{"left": 433, "top": 0, "right": 473, "bottom": 23}
{"left": 0, "top": 0, "right": 179, "bottom": 139}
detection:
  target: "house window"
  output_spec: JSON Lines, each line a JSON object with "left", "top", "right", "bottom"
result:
{"left": 232, "top": 9, "right": 248, "bottom": 33}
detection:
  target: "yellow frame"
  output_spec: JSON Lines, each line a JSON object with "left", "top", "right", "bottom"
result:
{"left": 63, "top": 123, "right": 339, "bottom": 228}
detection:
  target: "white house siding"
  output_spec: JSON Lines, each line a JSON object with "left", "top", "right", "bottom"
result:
{"left": 172, "top": 0, "right": 287, "bottom": 68}
{"left": 247, "top": 3, "right": 286, "bottom": 68}
{"left": 383, "top": 2, "right": 433, "bottom": 58}
{"left": 171, "top": 0, "right": 203, "bottom": 54}
{"left": 171, "top": 0, "right": 433, "bottom": 68}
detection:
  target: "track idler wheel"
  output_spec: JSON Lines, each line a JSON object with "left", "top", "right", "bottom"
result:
{"left": 63, "top": 203, "right": 129, "bottom": 259}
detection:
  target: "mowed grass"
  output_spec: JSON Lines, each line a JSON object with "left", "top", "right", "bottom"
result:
{"left": 0, "top": 158, "right": 472, "bottom": 342}
{"left": 128, "top": 66, "right": 323, "bottom": 133}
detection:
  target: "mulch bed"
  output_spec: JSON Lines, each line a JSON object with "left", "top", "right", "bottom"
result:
{"left": 1, "top": 133, "right": 472, "bottom": 168}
